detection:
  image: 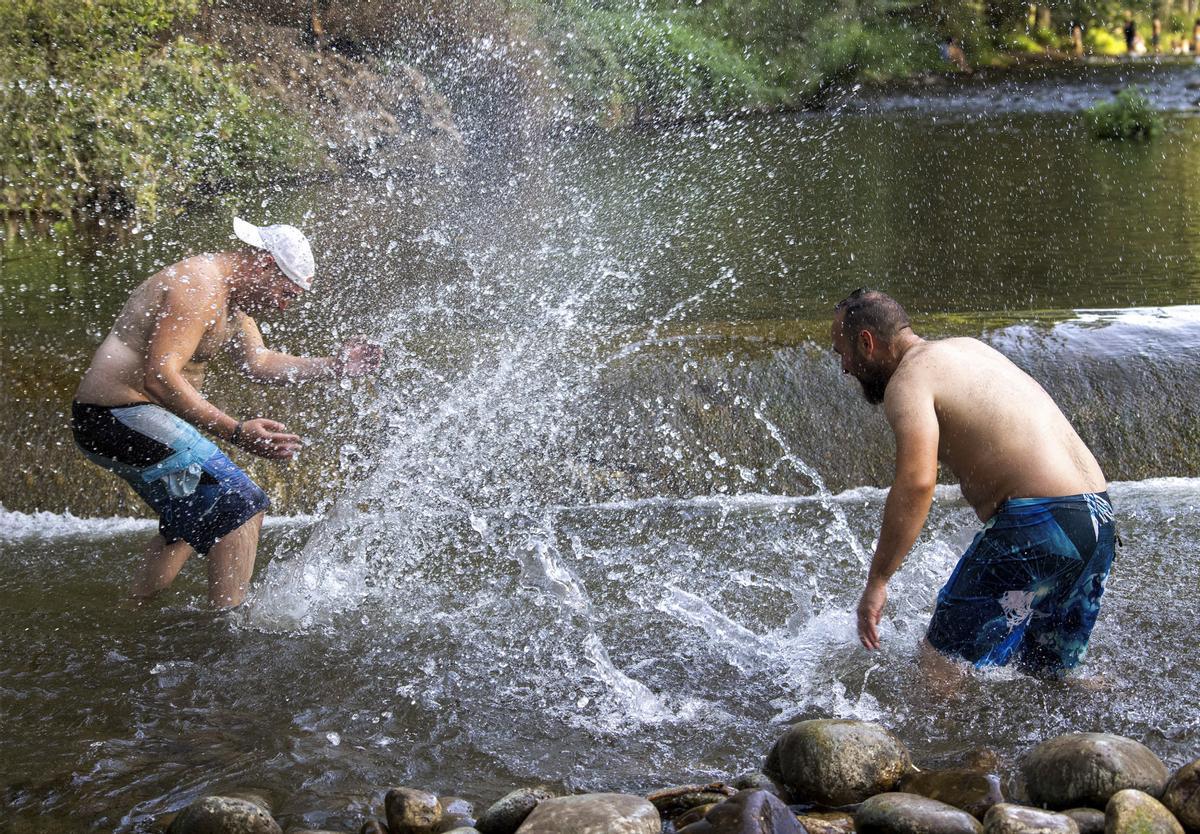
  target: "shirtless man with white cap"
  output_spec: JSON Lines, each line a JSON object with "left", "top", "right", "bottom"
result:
{"left": 72, "top": 217, "right": 382, "bottom": 608}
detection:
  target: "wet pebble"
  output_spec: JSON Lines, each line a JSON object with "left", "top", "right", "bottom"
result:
{"left": 1063, "top": 808, "right": 1107, "bottom": 834}
{"left": 514, "top": 793, "right": 659, "bottom": 834}
{"left": 1162, "top": 760, "right": 1200, "bottom": 833}
{"left": 732, "top": 772, "right": 794, "bottom": 803}
{"left": 646, "top": 782, "right": 738, "bottom": 822}
{"left": 983, "top": 804, "right": 1079, "bottom": 834}
{"left": 1106, "top": 789, "right": 1184, "bottom": 834}
{"left": 475, "top": 786, "right": 557, "bottom": 834}
{"left": 796, "top": 811, "right": 856, "bottom": 834}
{"left": 1023, "top": 734, "right": 1170, "bottom": 809}
{"left": 675, "top": 789, "right": 803, "bottom": 834}
{"left": 765, "top": 719, "right": 912, "bottom": 806}
{"left": 167, "top": 796, "right": 283, "bottom": 834}
{"left": 899, "top": 768, "right": 1005, "bottom": 818}
{"left": 856, "top": 791, "right": 983, "bottom": 834}
{"left": 385, "top": 787, "right": 443, "bottom": 834}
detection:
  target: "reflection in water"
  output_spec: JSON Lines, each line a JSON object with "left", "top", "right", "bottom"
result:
{"left": 2, "top": 68, "right": 1200, "bottom": 833}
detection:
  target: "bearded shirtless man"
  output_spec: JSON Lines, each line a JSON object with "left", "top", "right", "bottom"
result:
{"left": 72, "top": 218, "right": 382, "bottom": 608}
{"left": 830, "top": 289, "right": 1115, "bottom": 676}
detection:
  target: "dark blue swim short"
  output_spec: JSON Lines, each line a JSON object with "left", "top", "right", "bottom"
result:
{"left": 72, "top": 402, "right": 270, "bottom": 554}
{"left": 926, "top": 492, "right": 1116, "bottom": 674}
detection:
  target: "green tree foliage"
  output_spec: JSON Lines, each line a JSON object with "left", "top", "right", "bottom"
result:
{"left": 0, "top": 0, "right": 315, "bottom": 218}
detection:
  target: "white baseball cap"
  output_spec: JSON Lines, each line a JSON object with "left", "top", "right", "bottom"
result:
{"left": 233, "top": 217, "right": 315, "bottom": 290}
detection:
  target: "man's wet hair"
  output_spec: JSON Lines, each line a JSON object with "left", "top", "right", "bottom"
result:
{"left": 834, "top": 288, "right": 912, "bottom": 341}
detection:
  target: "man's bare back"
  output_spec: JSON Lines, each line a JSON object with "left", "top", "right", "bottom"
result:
{"left": 76, "top": 254, "right": 236, "bottom": 406}
{"left": 886, "top": 337, "right": 1106, "bottom": 521}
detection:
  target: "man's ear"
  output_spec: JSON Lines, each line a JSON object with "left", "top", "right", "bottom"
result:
{"left": 858, "top": 328, "right": 877, "bottom": 354}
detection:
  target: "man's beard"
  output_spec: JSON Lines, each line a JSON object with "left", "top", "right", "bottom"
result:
{"left": 857, "top": 366, "right": 890, "bottom": 404}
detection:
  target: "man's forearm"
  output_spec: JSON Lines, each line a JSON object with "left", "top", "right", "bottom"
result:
{"left": 867, "top": 479, "right": 936, "bottom": 585}
{"left": 246, "top": 351, "right": 337, "bottom": 384}
{"left": 144, "top": 370, "right": 239, "bottom": 440}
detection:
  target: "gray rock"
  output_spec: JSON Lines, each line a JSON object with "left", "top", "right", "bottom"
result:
{"left": 675, "top": 789, "right": 803, "bottom": 833}
{"left": 515, "top": 793, "right": 659, "bottom": 834}
{"left": 476, "top": 787, "right": 557, "bottom": 834}
{"left": 167, "top": 796, "right": 283, "bottom": 834}
{"left": 1106, "top": 789, "right": 1184, "bottom": 834}
{"left": 439, "top": 797, "right": 475, "bottom": 821}
{"left": 732, "top": 772, "right": 794, "bottom": 804}
{"left": 441, "top": 829, "right": 481, "bottom": 834}
{"left": 1023, "top": 735, "right": 1170, "bottom": 809}
{"left": 984, "top": 804, "right": 1079, "bottom": 834}
{"left": 385, "top": 787, "right": 443, "bottom": 834}
{"left": 676, "top": 804, "right": 720, "bottom": 830}
{"left": 1064, "top": 808, "right": 1107, "bottom": 834}
{"left": 856, "top": 792, "right": 983, "bottom": 834}
{"left": 646, "top": 783, "right": 738, "bottom": 822}
{"left": 899, "top": 768, "right": 1005, "bottom": 818}
{"left": 1162, "top": 760, "right": 1200, "bottom": 833}
{"left": 765, "top": 719, "right": 912, "bottom": 806}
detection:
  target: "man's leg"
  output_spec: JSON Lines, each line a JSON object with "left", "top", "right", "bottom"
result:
{"left": 131, "top": 535, "right": 195, "bottom": 600}
{"left": 919, "top": 637, "right": 967, "bottom": 699}
{"left": 205, "top": 511, "right": 265, "bottom": 608}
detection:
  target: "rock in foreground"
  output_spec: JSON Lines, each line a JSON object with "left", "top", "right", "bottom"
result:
{"left": 1106, "top": 789, "right": 1184, "bottom": 834}
{"left": 1162, "top": 760, "right": 1200, "bottom": 833}
{"left": 515, "top": 793, "right": 659, "bottom": 834}
{"left": 765, "top": 719, "right": 911, "bottom": 806}
{"left": 983, "top": 804, "right": 1080, "bottom": 834}
{"left": 1023, "top": 734, "right": 1170, "bottom": 809}
{"left": 899, "top": 768, "right": 1005, "bottom": 818}
{"left": 856, "top": 792, "right": 983, "bottom": 834}
{"left": 167, "top": 796, "right": 282, "bottom": 834}
{"left": 676, "top": 789, "right": 804, "bottom": 833}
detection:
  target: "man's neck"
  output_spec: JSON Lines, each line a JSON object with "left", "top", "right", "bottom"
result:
{"left": 889, "top": 328, "right": 924, "bottom": 365}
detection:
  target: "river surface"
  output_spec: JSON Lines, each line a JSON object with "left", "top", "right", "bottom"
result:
{"left": 2, "top": 63, "right": 1200, "bottom": 832}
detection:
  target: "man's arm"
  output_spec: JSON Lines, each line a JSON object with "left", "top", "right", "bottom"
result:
{"left": 857, "top": 374, "right": 940, "bottom": 650}
{"left": 229, "top": 314, "right": 382, "bottom": 384}
{"left": 143, "top": 285, "right": 299, "bottom": 459}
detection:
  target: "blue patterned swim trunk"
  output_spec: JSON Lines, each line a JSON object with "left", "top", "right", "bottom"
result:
{"left": 926, "top": 492, "right": 1116, "bottom": 675}
{"left": 72, "top": 401, "right": 270, "bottom": 554}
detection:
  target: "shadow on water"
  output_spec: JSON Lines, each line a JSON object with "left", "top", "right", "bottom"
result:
{"left": 2, "top": 66, "right": 1200, "bottom": 831}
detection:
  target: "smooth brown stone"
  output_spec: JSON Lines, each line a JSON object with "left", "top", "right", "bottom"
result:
{"left": 476, "top": 787, "right": 557, "bottom": 834}
{"left": 1106, "top": 789, "right": 1184, "bottom": 834}
{"left": 646, "top": 783, "right": 738, "bottom": 820}
{"left": 797, "top": 811, "right": 856, "bottom": 834}
{"left": 515, "top": 793, "right": 659, "bottom": 834}
{"left": 167, "top": 796, "right": 283, "bottom": 834}
{"left": 765, "top": 719, "right": 912, "bottom": 806}
{"left": 899, "top": 768, "right": 1005, "bottom": 818}
{"left": 677, "top": 790, "right": 804, "bottom": 834}
{"left": 1023, "top": 735, "right": 1170, "bottom": 810}
{"left": 984, "top": 804, "right": 1079, "bottom": 834}
{"left": 1064, "top": 808, "right": 1107, "bottom": 834}
{"left": 856, "top": 792, "right": 983, "bottom": 834}
{"left": 1162, "top": 761, "right": 1200, "bottom": 833}
{"left": 385, "top": 787, "right": 443, "bottom": 834}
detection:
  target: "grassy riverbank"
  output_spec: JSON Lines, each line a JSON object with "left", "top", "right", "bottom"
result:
{"left": 0, "top": 0, "right": 318, "bottom": 219}
{"left": 0, "top": 0, "right": 1178, "bottom": 217}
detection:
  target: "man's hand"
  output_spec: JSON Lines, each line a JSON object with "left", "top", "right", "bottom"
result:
{"left": 235, "top": 418, "right": 302, "bottom": 460}
{"left": 335, "top": 336, "right": 384, "bottom": 378}
{"left": 857, "top": 580, "right": 888, "bottom": 650}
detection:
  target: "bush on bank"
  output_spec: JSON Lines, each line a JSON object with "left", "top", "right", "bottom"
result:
{"left": 0, "top": 0, "right": 316, "bottom": 219}
{"left": 1086, "top": 87, "right": 1163, "bottom": 140}
{"left": 524, "top": 0, "right": 948, "bottom": 123}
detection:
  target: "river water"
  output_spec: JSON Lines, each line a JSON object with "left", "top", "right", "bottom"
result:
{"left": 2, "top": 64, "right": 1199, "bottom": 832}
